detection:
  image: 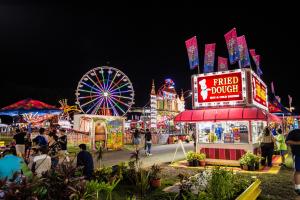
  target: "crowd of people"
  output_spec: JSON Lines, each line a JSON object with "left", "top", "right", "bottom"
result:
{"left": 0, "top": 127, "right": 94, "bottom": 182}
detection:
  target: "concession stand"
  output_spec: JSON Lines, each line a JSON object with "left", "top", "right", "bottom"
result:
{"left": 174, "top": 68, "right": 281, "bottom": 161}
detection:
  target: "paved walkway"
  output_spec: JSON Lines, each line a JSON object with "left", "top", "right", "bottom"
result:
{"left": 97, "top": 143, "right": 194, "bottom": 168}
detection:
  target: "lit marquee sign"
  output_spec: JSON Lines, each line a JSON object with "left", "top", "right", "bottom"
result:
{"left": 192, "top": 69, "right": 247, "bottom": 108}
{"left": 251, "top": 72, "right": 268, "bottom": 111}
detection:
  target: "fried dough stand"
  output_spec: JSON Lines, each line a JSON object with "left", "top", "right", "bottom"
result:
{"left": 174, "top": 68, "right": 281, "bottom": 161}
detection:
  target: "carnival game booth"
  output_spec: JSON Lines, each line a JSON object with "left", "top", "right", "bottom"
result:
{"left": 73, "top": 114, "right": 125, "bottom": 150}
{"left": 174, "top": 68, "right": 281, "bottom": 163}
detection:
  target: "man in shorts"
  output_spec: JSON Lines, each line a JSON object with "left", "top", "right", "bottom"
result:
{"left": 286, "top": 128, "right": 300, "bottom": 195}
{"left": 13, "top": 128, "right": 27, "bottom": 157}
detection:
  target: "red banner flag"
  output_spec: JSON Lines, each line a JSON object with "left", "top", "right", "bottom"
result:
{"left": 203, "top": 43, "right": 216, "bottom": 73}
{"left": 249, "top": 49, "right": 256, "bottom": 57}
{"left": 224, "top": 28, "right": 240, "bottom": 64}
{"left": 217, "top": 56, "right": 228, "bottom": 71}
{"left": 185, "top": 36, "right": 199, "bottom": 70}
{"left": 249, "top": 49, "right": 258, "bottom": 66}
{"left": 237, "top": 35, "right": 251, "bottom": 68}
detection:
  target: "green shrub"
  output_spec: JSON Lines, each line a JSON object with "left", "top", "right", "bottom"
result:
{"left": 207, "top": 167, "right": 236, "bottom": 200}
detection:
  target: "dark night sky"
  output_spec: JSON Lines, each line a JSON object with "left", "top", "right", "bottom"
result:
{"left": 0, "top": 5, "right": 299, "bottom": 113}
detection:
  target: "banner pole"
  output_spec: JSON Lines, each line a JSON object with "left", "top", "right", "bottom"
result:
{"left": 197, "top": 65, "right": 200, "bottom": 74}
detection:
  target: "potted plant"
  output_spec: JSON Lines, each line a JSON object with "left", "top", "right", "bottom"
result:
{"left": 239, "top": 156, "right": 248, "bottom": 170}
{"left": 254, "top": 155, "right": 261, "bottom": 170}
{"left": 193, "top": 153, "right": 200, "bottom": 166}
{"left": 186, "top": 151, "right": 195, "bottom": 166}
{"left": 240, "top": 152, "right": 258, "bottom": 171}
{"left": 197, "top": 153, "right": 206, "bottom": 166}
{"left": 149, "top": 164, "right": 161, "bottom": 188}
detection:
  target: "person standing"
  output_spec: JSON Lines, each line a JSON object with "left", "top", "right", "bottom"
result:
{"left": 13, "top": 128, "right": 27, "bottom": 157}
{"left": 145, "top": 129, "right": 152, "bottom": 156}
{"left": 58, "top": 129, "right": 69, "bottom": 162}
{"left": 133, "top": 129, "right": 141, "bottom": 150}
{"left": 191, "top": 129, "right": 196, "bottom": 151}
{"left": 276, "top": 128, "right": 287, "bottom": 166}
{"left": 24, "top": 133, "right": 32, "bottom": 162}
{"left": 48, "top": 132, "right": 60, "bottom": 169}
{"left": 77, "top": 144, "right": 94, "bottom": 180}
{"left": 259, "top": 127, "right": 276, "bottom": 168}
{"left": 286, "top": 128, "right": 300, "bottom": 195}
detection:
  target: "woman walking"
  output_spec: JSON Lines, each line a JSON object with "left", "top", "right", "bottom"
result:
{"left": 259, "top": 127, "right": 276, "bottom": 168}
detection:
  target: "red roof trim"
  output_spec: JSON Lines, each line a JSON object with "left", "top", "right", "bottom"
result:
{"left": 174, "top": 107, "right": 274, "bottom": 122}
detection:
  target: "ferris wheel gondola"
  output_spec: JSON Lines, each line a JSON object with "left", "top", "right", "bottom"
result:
{"left": 75, "top": 66, "right": 135, "bottom": 116}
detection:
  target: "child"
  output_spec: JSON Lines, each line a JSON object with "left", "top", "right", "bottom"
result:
{"left": 276, "top": 128, "right": 287, "bottom": 166}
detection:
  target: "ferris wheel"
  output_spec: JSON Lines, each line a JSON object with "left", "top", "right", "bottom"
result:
{"left": 75, "top": 66, "right": 135, "bottom": 116}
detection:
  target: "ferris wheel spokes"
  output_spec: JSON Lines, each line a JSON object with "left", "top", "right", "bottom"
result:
{"left": 81, "top": 95, "right": 102, "bottom": 108}
{"left": 86, "top": 97, "right": 104, "bottom": 114}
{"left": 86, "top": 74, "right": 104, "bottom": 92}
{"left": 80, "top": 81, "right": 101, "bottom": 93}
{"left": 93, "top": 69, "right": 106, "bottom": 91}
{"left": 107, "top": 98, "right": 119, "bottom": 116}
{"left": 109, "top": 82, "right": 130, "bottom": 93}
{"left": 106, "top": 71, "right": 119, "bottom": 91}
{"left": 76, "top": 66, "right": 134, "bottom": 116}
{"left": 110, "top": 96, "right": 131, "bottom": 108}
{"left": 91, "top": 97, "right": 105, "bottom": 115}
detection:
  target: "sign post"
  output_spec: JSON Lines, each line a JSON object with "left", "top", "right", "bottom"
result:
{"left": 171, "top": 140, "right": 187, "bottom": 164}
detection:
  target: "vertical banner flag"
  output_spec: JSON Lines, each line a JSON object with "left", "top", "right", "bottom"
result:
{"left": 218, "top": 56, "right": 228, "bottom": 71}
{"left": 255, "top": 55, "right": 263, "bottom": 76}
{"left": 203, "top": 43, "right": 216, "bottom": 73}
{"left": 288, "top": 95, "right": 293, "bottom": 109}
{"left": 185, "top": 36, "right": 199, "bottom": 70}
{"left": 249, "top": 49, "right": 262, "bottom": 76}
{"left": 237, "top": 35, "right": 251, "bottom": 68}
{"left": 271, "top": 81, "right": 275, "bottom": 94}
{"left": 224, "top": 28, "right": 240, "bottom": 64}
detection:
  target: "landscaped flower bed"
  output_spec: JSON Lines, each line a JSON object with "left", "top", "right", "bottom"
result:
{"left": 164, "top": 167, "right": 259, "bottom": 200}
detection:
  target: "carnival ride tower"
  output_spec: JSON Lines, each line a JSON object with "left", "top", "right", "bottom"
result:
{"left": 150, "top": 80, "right": 157, "bottom": 130}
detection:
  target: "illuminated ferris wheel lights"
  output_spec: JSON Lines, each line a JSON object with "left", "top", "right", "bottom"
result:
{"left": 103, "top": 92, "right": 109, "bottom": 97}
{"left": 76, "top": 66, "right": 134, "bottom": 116}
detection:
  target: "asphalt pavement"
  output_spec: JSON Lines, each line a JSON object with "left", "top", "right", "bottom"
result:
{"left": 98, "top": 142, "right": 194, "bottom": 168}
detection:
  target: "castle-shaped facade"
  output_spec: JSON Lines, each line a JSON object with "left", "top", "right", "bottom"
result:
{"left": 150, "top": 79, "right": 185, "bottom": 130}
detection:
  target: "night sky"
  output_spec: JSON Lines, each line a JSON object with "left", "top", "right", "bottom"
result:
{"left": 0, "top": 5, "right": 299, "bottom": 113}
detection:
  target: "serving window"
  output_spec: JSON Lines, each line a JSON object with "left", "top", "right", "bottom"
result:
{"left": 251, "top": 121, "right": 266, "bottom": 144}
{"left": 197, "top": 121, "right": 249, "bottom": 144}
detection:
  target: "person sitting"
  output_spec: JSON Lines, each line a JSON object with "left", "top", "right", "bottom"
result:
{"left": 0, "top": 146, "right": 32, "bottom": 180}
{"left": 77, "top": 144, "right": 94, "bottom": 180}
{"left": 30, "top": 146, "right": 51, "bottom": 177}
{"left": 32, "top": 128, "right": 48, "bottom": 148}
